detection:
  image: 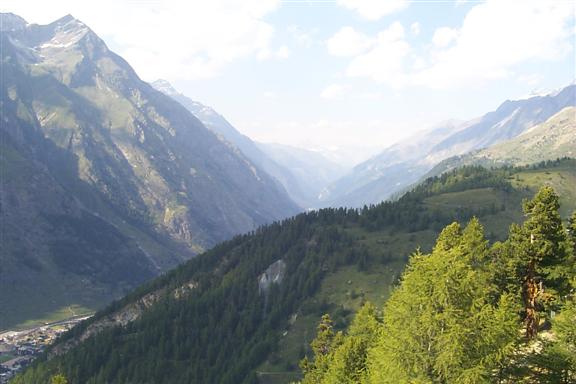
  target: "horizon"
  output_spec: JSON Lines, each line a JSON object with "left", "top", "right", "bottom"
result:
{"left": 1, "top": 0, "right": 574, "bottom": 165}
{"left": 2, "top": 3, "right": 576, "bottom": 382}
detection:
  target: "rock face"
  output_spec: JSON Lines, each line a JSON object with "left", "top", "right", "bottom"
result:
{"left": 322, "top": 85, "right": 576, "bottom": 207}
{"left": 0, "top": 13, "right": 298, "bottom": 328}
{"left": 151, "top": 79, "right": 313, "bottom": 208}
{"left": 258, "top": 259, "right": 286, "bottom": 295}
{"left": 428, "top": 107, "right": 576, "bottom": 175}
{"left": 257, "top": 142, "right": 346, "bottom": 208}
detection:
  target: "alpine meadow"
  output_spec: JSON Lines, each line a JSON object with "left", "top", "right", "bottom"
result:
{"left": 1, "top": 2, "right": 575, "bottom": 384}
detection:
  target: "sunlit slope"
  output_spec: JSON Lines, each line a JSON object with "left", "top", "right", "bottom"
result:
{"left": 15, "top": 159, "right": 576, "bottom": 384}
{"left": 0, "top": 13, "right": 298, "bottom": 329}
{"left": 429, "top": 106, "right": 576, "bottom": 176}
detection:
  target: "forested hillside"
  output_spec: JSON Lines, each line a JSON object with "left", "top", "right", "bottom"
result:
{"left": 14, "top": 159, "right": 576, "bottom": 384}
{"left": 301, "top": 186, "right": 575, "bottom": 383}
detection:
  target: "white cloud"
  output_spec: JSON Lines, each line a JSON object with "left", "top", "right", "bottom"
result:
{"left": 346, "top": 22, "right": 410, "bottom": 87}
{"left": 516, "top": 73, "right": 544, "bottom": 87}
{"left": 335, "top": 0, "right": 574, "bottom": 89}
{"left": 336, "top": 0, "right": 408, "bottom": 21}
{"left": 276, "top": 45, "right": 290, "bottom": 59}
{"left": 353, "top": 91, "right": 384, "bottom": 100}
{"left": 414, "top": 0, "right": 575, "bottom": 88}
{"left": 378, "top": 21, "right": 405, "bottom": 42}
{"left": 432, "top": 27, "right": 458, "bottom": 47}
{"left": 326, "top": 26, "right": 373, "bottom": 57}
{"left": 257, "top": 49, "right": 272, "bottom": 61}
{"left": 0, "top": 0, "right": 281, "bottom": 80}
{"left": 410, "top": 22, "right": 420, "bottom": 36}
{"left": 257, "top": 45, "right": 291, "bottom": 60}
{"left": 288, "top": 25, "right": 318, "bottom": 48}
{"left": 321, "top": 84, "right": 346, "bottom": 99}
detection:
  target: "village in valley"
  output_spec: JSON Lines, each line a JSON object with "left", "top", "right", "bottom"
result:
{"left": 0, "top": 316, "right": 90, "bottom": 383}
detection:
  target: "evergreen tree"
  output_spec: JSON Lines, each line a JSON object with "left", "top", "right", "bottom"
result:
{"left": 14, "top": 162, "right": 576, "bottom": 384}
{"left": 511, "top": 186, "right": 572, "bottom": 338}
{"left": 530, "top": 298, "right": 576, "bottom": 383}
{"left": 568, "top": 211, "right": 576, "bottom": 260}
{"left": 321, "top": 302, "right": 381, "bottom": 384}
{"left": 50, "top": 374, "right": 68, "bottom": 384}
{"left": 552, "top": 299, "right": 576, "bottom": 377}
{"left": 296, "top": 186, "right": 574, "bottom": 384}
{"left": 300, "top": 314, "right": 343, "bottom": 384}
{"left": 366, "top": 221, "right": 518, "bottom": 384}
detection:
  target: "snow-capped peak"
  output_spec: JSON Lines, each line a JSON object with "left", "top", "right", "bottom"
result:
{"left": 151, "top": 79, "right": 181, "bottom": 97}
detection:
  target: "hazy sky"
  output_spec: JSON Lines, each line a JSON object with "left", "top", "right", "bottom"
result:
{"left": 2, "top": 0, "right": 575, "bottom": 156}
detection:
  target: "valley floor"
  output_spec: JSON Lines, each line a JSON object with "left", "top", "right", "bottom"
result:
{"left": 0, "top": 315, "right": 90, "bottom": 383}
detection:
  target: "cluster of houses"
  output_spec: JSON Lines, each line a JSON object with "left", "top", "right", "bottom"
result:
{"left": 0, "top": 339, "right": 38, "bottom": 383}
{"left": 0, "top": 325, "right": 70, "bottom": 383}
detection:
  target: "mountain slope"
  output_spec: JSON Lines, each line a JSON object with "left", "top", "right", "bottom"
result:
{"left": 428, "top": 106, "right": 576, "bottom": 175}
{"left": 319, "top": 120, "right": 466, "bottom": 206}
{"left": 0, "top": 125, "right": 159, "bottom": 329}
{"left": 15, "top": 159, "right": 576, "bottom": 384}
{"left": 151, "top": 79, "right": 317, "bottom": 208}
{"left": 0, "top": 14, "right": 298, "bottom": 329}
{"left": 323, "top": 86, "right": 575, "bottom": 207}
{"left": 257, "top": 142, "right": 346, "bottom": 207}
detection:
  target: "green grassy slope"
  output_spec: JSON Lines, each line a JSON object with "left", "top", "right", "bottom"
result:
{"left": 473, "top": 106, "right": 576, "bottom": 164}
{"left": 428, "top": 107, "right": 576, "bottom": 177}
{"left": 14, "top": 160, "right": 576, "bottom": 384}
{"left": 256, "top": 161, "right": 576, "bottom": 382}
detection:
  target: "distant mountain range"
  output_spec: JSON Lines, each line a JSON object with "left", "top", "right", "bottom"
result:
{"left": 1, "top": 11, "right": 574, "bottom": 330}
{"left": 3, "top": 10, "right": 576, "bottom": 384}
{"left": 428, "top": 106, "right": 576, "bottom": 176}
{"left": 151, "top": 79, "right": 576, "bottom": 212}
{"left": 321, "top": 85, "right": 575, "bottom": 207}
{"left": 257, "top": 142, "right": 346, "bottom": 205}
{"left": 0, "top": 13, "right": 298, "bottom": 328}
{"left": 151, "top": 79, "right": 345, "bottom": 208}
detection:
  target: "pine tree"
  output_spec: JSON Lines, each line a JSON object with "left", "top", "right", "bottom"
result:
{"left": 512, "top": 186, "right": 572, "bottom": 338}
{"left": 321, "top": 302, "right": 381, "bottom": 384}
{"left": 552, "top": 299, "right": 576, "bottom": 378}
{"left": 528, "top": 210, "right": 576, "bottom": 382}
{"left": 568, "top": 211, "right": 576, "bottom": 259}
{"left": 530, "top": 299, "right": 576, "bottom": 383}
{"left": 366, "top": 220, "right": 518, "bottom": 384}
{"left": 50, "top": 374, "right": 68, "bottom": 384}
{"left": 300, "top": 314, "right": 343, "bottom": 384}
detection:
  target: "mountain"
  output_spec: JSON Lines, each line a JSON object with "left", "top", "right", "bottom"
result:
{"left": 0, "top": 14, "right": 298, "bottom": 329}
{"left": 150, "top": 79, "right": 302, "bottom": 207}
{"left": 257, "top": 142, "right": 346, "bottom": 207}
{"left": 152, "top": 79, "right": 344, "bottom": 209}
{"left": 0, "top": 12, "right": 27, "bottom": 31}
{"left": 150, "top": 79, "right": 262, "bottom": 156}
{"left": 428, "top": 106, "right": 576, "bottom": 175}
{"left": 319, "top": 120, "right": 466, "bottom": 206}
{"left": 14, "top": 159, "right": 576, "bottom": 384}
{"left": 322, "top": 85, "right": 576, "bottom": 207}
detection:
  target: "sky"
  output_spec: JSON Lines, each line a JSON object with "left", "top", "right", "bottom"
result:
{"left": 2, "top": 0, "right": 575, "bottom": 163}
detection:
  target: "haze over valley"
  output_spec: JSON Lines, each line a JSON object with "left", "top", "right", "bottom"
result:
{"left": 0, "top": 2, "right": 575, "bottom": 383}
